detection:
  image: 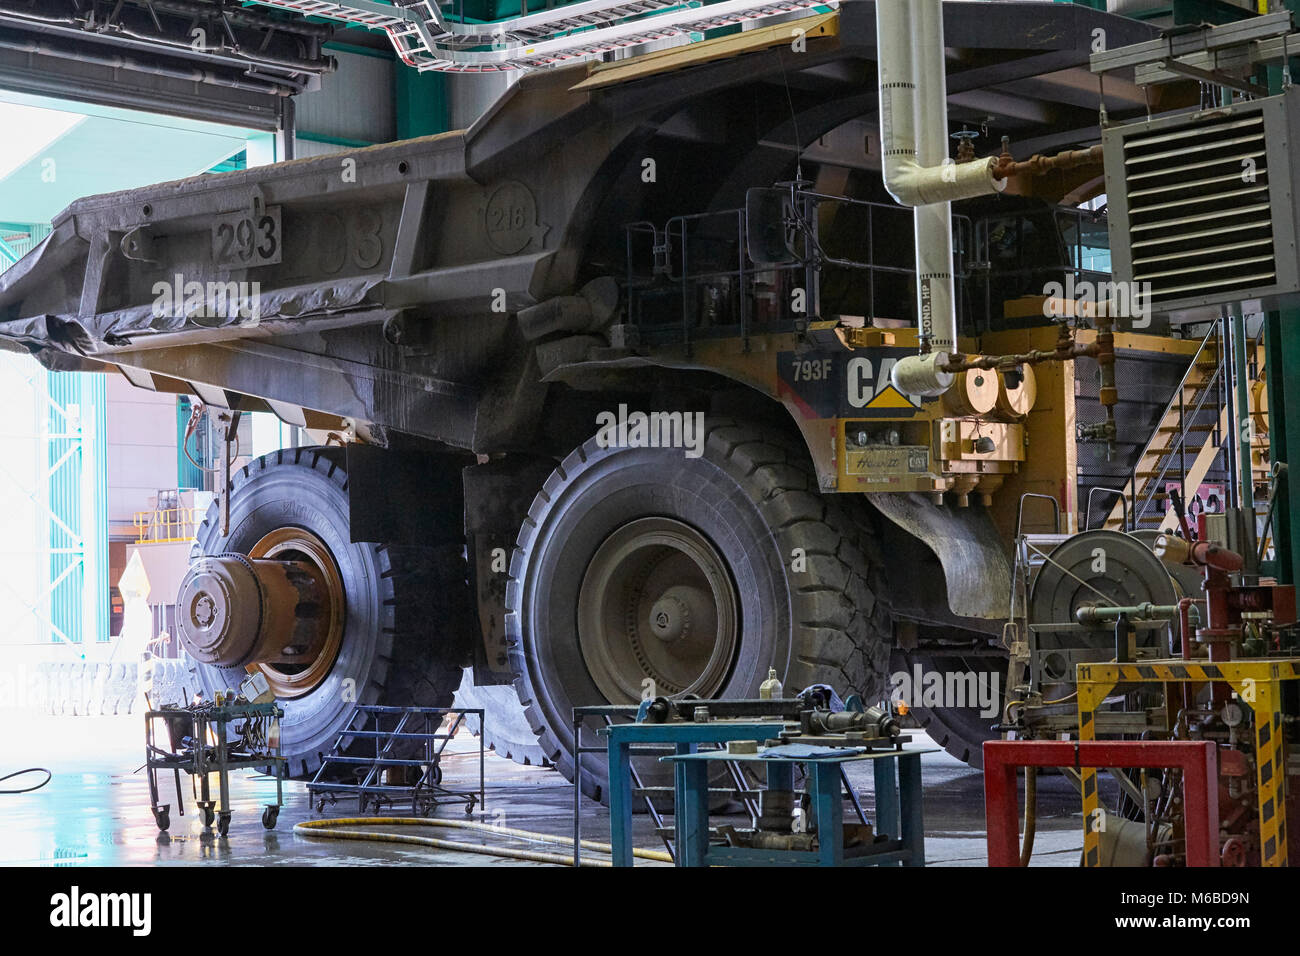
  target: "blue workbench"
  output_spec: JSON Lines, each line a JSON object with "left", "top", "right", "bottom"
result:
{"left": 601, "top": 721, "right": 783, "bottom": 866}
{"left": 600, "top": 720, "right": 932, "bottom": 866}
{"left": 664, "top": 747, "right": 932, "bottom": 866}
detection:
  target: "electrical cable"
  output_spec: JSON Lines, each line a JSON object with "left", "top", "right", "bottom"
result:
{"left": 294, "top": 817, "right": 674, "bottom": 867}
{"left": 0, "top": 768, "right": 52, "bottom": 794}
{"left": 182, "top": 403, "right": 223, "bottom": 474}
{"left": 1020, "top": 766, "right": 1036, "bottom": 866}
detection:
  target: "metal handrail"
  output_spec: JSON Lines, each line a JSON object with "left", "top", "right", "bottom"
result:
{"left": 1121, "top": 319, "right": 1228, "bottom": 531}
{"left": 1085, "top": 486, "right": 1127, "bottom": 532}
{"left": 624, "top": 194, "right": 974, "bottom": 342}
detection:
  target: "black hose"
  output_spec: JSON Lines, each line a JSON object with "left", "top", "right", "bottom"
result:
{"left": 0, "top": 768, "right": 52, "bottom": 794}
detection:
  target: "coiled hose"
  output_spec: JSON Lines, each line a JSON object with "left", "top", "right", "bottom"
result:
{"left": 0, "top": 768, "right": 52, "bottom": 794}
{"left": 294, "top": 817, "right": 674, "bottom": 867}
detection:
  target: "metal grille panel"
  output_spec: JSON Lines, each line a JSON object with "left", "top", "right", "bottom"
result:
{"left": 1122, "top": 113, "right": 1275, "bottom": 306}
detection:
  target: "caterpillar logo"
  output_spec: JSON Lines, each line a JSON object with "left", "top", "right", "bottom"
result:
{"left": 777, "top": 348, "right": 921, "bottom": 419}
{"left": 846, "top": 356, "right": 920, "bottom": 412}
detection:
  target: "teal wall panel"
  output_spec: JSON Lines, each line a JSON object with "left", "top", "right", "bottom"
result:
{"left": 45, "top": 371, "right": 108, "bottom": 644}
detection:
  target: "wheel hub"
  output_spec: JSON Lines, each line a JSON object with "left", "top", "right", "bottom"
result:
{"left": 175, "top": 528, "right": 346, "bottom": 699}
{"left": 578, "top": 517, "right": 739, "bottom": 702}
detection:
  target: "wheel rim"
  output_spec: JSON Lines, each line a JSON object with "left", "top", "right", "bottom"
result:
{"left": 577, "top": 517, "right": 739, "bottom": 703}
{"left": 246, "top": 527, "right": 346, "bottom": 699}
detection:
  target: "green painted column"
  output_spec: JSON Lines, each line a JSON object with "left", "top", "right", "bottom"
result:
{"left": 1259, "top": 9, "right": 1299, "bottom": 584}
{"left": 395, "top": 66, "right": 448, "bottom": 140}
{"left": 1264, "top": 312, "right": 1299, "bottom": 585}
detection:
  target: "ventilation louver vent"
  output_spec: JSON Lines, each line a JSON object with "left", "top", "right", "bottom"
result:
{"left": 1104, "top": 91, "right": 1300, "bottom": 320}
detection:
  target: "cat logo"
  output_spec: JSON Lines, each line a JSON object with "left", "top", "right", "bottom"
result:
{"left": 846, "top": 356, "right": 920, "bottom": 412}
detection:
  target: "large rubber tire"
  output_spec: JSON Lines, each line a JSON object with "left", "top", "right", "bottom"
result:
{"left": 188, "top": 446, "right": 467, "bottom": 777}
{"left": 506, "top": 419, "right": 891, "bottom": 801}
{"left": 453, "top": 668, "right": 549, "bottom": 767}
{"left": 893, "top": 647, "right": 1005, "bottom": 770}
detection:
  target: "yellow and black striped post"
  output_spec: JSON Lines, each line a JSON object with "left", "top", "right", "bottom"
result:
{"left": 1076, "top": 659, "right": 1298, "bottom": 867}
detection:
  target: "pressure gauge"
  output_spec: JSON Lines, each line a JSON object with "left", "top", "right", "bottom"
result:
{"left": 1221, "top": 702, "right": 1245, "bottom": 728}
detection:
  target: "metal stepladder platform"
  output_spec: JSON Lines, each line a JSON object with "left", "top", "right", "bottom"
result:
{"left": 307, "top": 705, "right": 485, "bottom": 816}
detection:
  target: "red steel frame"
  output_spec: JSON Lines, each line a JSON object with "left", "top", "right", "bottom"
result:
{"left": 983, "top": 740, "right": 1220, "bottom": 867}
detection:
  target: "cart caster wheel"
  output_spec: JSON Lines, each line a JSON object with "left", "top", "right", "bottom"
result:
{"left": 201, "top": 806, "right": 215, "bottom": 828}
{"left": 262, "top": 807, "right": 279, "bottom": 830}
{"left": 464, "top": 803, "right": 474, "bottom": 816}
{"left": 153, "top": 807, "right": 170, "bottom": 832}
{"left": 431, "top": 762, "right": 443, "bottom": 785}
{"left": 217, "top": 813, "right": 231, "bottom": 837}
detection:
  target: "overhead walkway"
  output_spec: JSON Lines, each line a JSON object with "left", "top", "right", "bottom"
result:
{"left": 245, "top": 0, "right": 834, "bottom": 71}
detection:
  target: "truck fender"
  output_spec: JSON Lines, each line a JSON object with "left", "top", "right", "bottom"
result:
{"left": 866, "top": 492, "right": 1011, "bottom": 620}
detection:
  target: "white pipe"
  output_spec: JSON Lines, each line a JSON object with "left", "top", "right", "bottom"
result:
{"left": 878, "top": 0, "right": 1001, "bottom": 207}
{"left": 876, "top": 0, "right": 1003, "bottom": 394}
{"left": 913, "top": 0, "right": 957, "bottom": 357}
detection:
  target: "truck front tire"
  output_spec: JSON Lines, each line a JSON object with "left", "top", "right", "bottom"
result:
{"left": 505, "top": 420, "right": 891, "bottom": 800}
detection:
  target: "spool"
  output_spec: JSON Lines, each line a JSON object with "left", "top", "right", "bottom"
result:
{"left": 996, "top": 364, "right": 1037, "bottom": 418}
{"left": 1027, "top": 530, "right": 1177, "bottom": 691}
{"left": 942, "top": 369, "right": 999, "bottom": 416}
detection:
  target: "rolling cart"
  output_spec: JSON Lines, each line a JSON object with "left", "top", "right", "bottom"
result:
{"left": 145, "top": 700, "right": 287, "bottom": 835}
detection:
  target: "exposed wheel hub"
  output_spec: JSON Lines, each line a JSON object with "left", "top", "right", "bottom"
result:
{"left": 176, "top": 528, "right": 345, "bottom": 699}
{"left": 577, "top": 517, "right": 739, "bottom": 701}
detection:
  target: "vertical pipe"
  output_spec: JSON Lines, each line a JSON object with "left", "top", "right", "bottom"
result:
{"left": 913, "top": 0, "right": 957, "bottom": 355}
{"left": 1233, "top": 314, "right": 1255, "bottom": 517}
{"left": 876, "top": 0, "right": 916, "bottom": 188}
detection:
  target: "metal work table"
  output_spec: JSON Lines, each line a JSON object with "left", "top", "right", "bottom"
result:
{"left": 595, "top": 716, "right": 932, "bottom": 867}
{"left": 599, "top": 720, "right": 781, "bottom": 866}
{"left": 663, "top": 746, "right": 934, "bottom": 867}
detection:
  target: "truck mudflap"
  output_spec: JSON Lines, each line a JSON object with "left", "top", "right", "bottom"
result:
{"left": 867, "top": 492, "right": 1011, "bottom": 620}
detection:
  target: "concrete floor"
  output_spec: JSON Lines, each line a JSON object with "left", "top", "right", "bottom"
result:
{"left": 0, "top": 714, "right": 1089, "bottom": 866}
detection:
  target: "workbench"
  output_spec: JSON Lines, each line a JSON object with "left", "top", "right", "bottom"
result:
{"left": 598, "top": 719, "right": 932, "bottom": 866}
{"left": 601, "top": 720, "right": 781, "bottom": 866}
{"left": 664, "top": 746, "right": 932, "bottom": 866}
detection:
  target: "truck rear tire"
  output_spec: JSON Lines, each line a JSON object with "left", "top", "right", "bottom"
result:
{"left": 506, "top": 420, "right": 891, "bottom": 801}
{"left": 453, "top": 668, "right": 549, "bottom": 767}
{"left": 188, "top": 446, "right": 466, "bottom": 777}
{"left": 893, "top": 647, "right": 1005, "bottom": 769}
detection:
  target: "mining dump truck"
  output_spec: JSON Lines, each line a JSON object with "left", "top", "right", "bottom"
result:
{"left": 0, "top": 0, "right": 1191, "bottom": 791}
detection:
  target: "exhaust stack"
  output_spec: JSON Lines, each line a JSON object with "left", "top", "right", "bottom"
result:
{"left": 876, "top": 0, "right": 1004, "bottom": 396}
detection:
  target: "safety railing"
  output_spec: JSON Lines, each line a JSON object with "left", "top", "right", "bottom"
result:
{"left": 1118, "top": 319, "right": 1228, "bottom": 533}
{"left": 624, "top": 192, "right": 974, "bottom": 349}
{"left": 133, "top": 507, "right": 204, "bottom": 544}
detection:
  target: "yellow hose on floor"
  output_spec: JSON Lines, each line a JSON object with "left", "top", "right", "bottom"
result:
{"left": 294, "top": 817, "right": 674, "bottom": 866}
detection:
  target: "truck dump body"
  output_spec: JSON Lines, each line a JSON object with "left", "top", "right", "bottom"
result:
{"left": 0, "top": 1, "right": 1154, "bottom": 455}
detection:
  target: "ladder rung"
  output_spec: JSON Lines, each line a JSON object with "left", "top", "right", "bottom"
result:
{"left": 318, "top": 756, "right": 431, "bottom": 766}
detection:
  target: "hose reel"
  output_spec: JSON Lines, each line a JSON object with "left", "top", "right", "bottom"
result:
{"left": 1027, "top": 530, "right": 1179, "bottom": 694}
